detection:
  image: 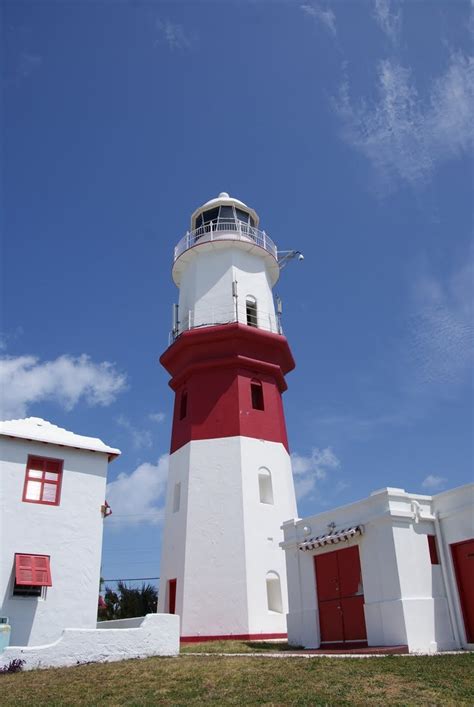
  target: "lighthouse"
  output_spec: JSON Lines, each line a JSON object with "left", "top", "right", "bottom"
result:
{"left": 157, "top": 193, "right": 298, "bottom": 640}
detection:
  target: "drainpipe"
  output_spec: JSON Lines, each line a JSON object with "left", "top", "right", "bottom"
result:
{"left": 434, "top": 511, "right": 462, "bottom": 648}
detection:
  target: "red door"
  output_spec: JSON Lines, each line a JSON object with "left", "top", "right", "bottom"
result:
{"left": 451, "top": 539, "right": 474, "bottom": 643}
{"left": 168, "top": 579, "right": 177, "bottom": 615}
{"left": 314, "top": 545, "right": 367, "bottom": 645}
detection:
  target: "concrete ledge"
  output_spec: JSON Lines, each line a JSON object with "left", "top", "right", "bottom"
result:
{"left": 0, "top": 614, "right": 179, "bottom": 670}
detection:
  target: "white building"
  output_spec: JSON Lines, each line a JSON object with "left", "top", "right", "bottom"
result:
{"left": 0, "top": 417, "right": 120, "bottom": 647}
{"left": 157, "top": 193, "right": 298, "bottom": 639}
{"left": 282, "top": 483, "right": 474, "bottom": 653}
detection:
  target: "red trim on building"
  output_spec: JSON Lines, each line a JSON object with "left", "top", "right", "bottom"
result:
{"left": 427, "top": 535, "right": 440, "bottom": 565}
{"left": 168, "top": 578, "right": 177, "bottom": 615}
{"left": 180, "top": 632, "right": 287, "bottom": 643}
{"left": 451, "top": 538, "right": 474, "bottom": 643}
{"left": 161, "top": 323, "right": 295, "bottom": 380}
{"left": 22, "top": 455, "right": 63, "bottom": 506}
{"left": 15, "top": 554, "right": 52, "bottom": 586}
{"left": 161, "top": 324, "right": 295, "bottom": 454}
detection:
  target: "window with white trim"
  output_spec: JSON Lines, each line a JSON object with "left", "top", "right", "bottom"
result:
{"left": 23, "top": 456, "right": 63, "bottom": 506}
{"left": 246, "top": 296, "right": 258, "bottom": 327}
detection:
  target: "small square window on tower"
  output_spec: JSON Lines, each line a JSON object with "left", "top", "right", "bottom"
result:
{"left": 22, "top": 456, "right": 63, "bottom": 506}
{"left": 250, "top": 379, "right": 264, "bottom": 411}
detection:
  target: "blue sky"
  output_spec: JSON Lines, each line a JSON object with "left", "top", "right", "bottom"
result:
{"left": 1, "top": 0, "right": 473, "bottom": 588}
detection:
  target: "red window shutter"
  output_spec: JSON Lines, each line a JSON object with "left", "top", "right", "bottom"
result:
{"left": 15, "top": 554, "right": 52, "bottom": 586}
{"left": 15, "top": 554, "right": 35, "bottom": 585}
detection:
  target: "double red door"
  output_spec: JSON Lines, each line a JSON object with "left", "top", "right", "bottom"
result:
{"left": 451, "top": 539, "right": 474, "bottom": 643}
{"left": 314, "top": 545, "right": 367, "bottom": 644}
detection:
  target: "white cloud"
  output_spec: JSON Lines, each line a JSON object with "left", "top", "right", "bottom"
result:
{"left": 0, "top": 354, "right": 127, "bottom": 419}
{"left": 155, "top": 19, "right": 191, "bottom": 50}
{"left": 301, "top": 3, "right": 336, "bottom": 36}
{"left": 106, "top": 454, "right": 169, "bottom": 527}
{"left": 422, "top": 474, "right": 447, "bottom": 490}
{"left": 116, "top": 415, "right": 153, "bottom": 449}
{"left": 149, "top": 412, "right": 166, "bottom": 424}
{"left": 335, "top": 52, "right": 474, "bottom": 193}
{"left": 373, "top": 0, "right": 401, "bottom": 44}
{"left": 291, "top": 447, "right": 341, "bottom": 500}
{"left": 408, "top": 257, "right": 473, "bottom": 391}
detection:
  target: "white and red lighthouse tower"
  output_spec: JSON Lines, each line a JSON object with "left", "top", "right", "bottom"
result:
{"left": 157, "top": 193, "right": 297, "bottom": 640}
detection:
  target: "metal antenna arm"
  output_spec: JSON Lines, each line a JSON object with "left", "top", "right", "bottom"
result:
{"left": 277, "top": 250, "right": 304, "bottom": 270}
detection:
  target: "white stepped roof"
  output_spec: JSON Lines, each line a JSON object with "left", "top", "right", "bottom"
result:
{"left": 0, "top": 417, "right": 120, "bottom": 460}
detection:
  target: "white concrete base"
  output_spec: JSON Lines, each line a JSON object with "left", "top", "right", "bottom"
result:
{"left": 0, "top": 614, "right": 180, "bottom": 670}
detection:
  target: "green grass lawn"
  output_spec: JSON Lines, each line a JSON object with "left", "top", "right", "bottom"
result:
{"left": 1, "top": 646, "right": 473, "bottom": 706}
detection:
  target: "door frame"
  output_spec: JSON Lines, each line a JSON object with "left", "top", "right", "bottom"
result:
{"left": 451, "top": 538, "right": 474, "bottom": 645}
{"left": 313, "top": 544, "right": 367, "bottom": 646}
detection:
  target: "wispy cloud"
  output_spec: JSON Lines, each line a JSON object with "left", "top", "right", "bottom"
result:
{"left": 314, "top": 410, "right": 414, "bottom": 441}
{"left": 149, "top": 412, "right": 166, "bottom": 424}
{"left": 300, "top": 3, "right": 336, "bottom": 36}
{"left": 422, "top": 474, "right": 447, "bottom": 491}
{"left": 116, "top": 415, "right": 153, "bottom": 449}
{"left": 373, "top": 0, "right": 401, "bottom": 44}
{"left": 407, "top": 256, "right": 473, "bottom": 392}
{"left": 155, "top": 19, "right": 191, "bottom": 50}
{"left": 335, "top": 52, "right": 474, "bottom": 193}
{"left": 291, "top": 446, "right": 341, "bottom": 500}
{"left": 106, "top": 454, "right": 169, "bottom": 527}
{"left": 17, "top": 52, "right": 42, "bottom": 79}
{"left": 0, "top": 354, "right": 127, "bottom": 419}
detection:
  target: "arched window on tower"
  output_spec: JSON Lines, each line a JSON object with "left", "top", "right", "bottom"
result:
{"left": 250, "top": 379, "right": 264, "bottom": 411}
{"left": 258, "top": 468, "right": 274, "bottom": 504}
{"left": 246, "top": 296, "right": 258, "bottom": 327}
{"left": 179, "top": 390, "right": 188, "bottom": 420}
{"left": 266, "top": 571, "right": 283, "bottom": 613}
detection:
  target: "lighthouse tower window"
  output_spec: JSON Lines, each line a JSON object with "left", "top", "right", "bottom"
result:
{"left": 251, "top": 379, "right": 264, "bottom": 411}
{"left": 195, "top": 205, "right": 255, "bottom": 231}
{"left": 179, "top": 391, "right": 188, "bottom": 420}
{"left": 266, "top": 572, "right": 283, "bottom": 613}
{"left": 258, "top": 468, "right": 274, "bottom": 505}
{"left": 246, "top": 297, "right": 258, "bottom": 327}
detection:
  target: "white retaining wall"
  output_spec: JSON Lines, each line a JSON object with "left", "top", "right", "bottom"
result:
{"left": 0, "top": 614, "right": 180, "bottom": 670}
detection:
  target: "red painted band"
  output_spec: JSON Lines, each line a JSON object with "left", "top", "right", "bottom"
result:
{"left": 180, "top": 632, "right": 288, "bottom": 643}
{"left": 161, "top": 323, "right": 295, "bottom": 378}
{"left": 169, "top": 354, "right": 288, "bottom": 394}
{"left": 161, "top": 323, "right": 294, "bottom": 454}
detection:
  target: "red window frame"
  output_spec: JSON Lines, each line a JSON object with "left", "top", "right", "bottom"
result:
{"left": 22, "top": 455, "right": 63, "bottom": 506}
{"left": 15, "top": 554, "right": 52, "bottom": 586}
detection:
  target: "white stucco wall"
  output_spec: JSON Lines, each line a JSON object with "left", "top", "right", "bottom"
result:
{"left": 176, "top": 245, "right": 278, "bottom": 333}
{"left": 0, "top": 436, "right": 109, "bottom": 647}
{"left": 0, "top": 614, "right": 179, "bottom": 670}
{"left": 282, "top": 485, "right": 473, "bottom": 653}
{"left": 158, "top": 436, "right": 296, "bottom": 637}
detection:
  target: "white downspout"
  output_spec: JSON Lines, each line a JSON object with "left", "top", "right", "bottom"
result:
{"left": 434, "top": 511, "right": 462, "bottom": 648}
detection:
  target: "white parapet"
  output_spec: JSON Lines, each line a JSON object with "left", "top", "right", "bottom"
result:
{"left": 0, "top": 614, "right": 180, "bottom": 670}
